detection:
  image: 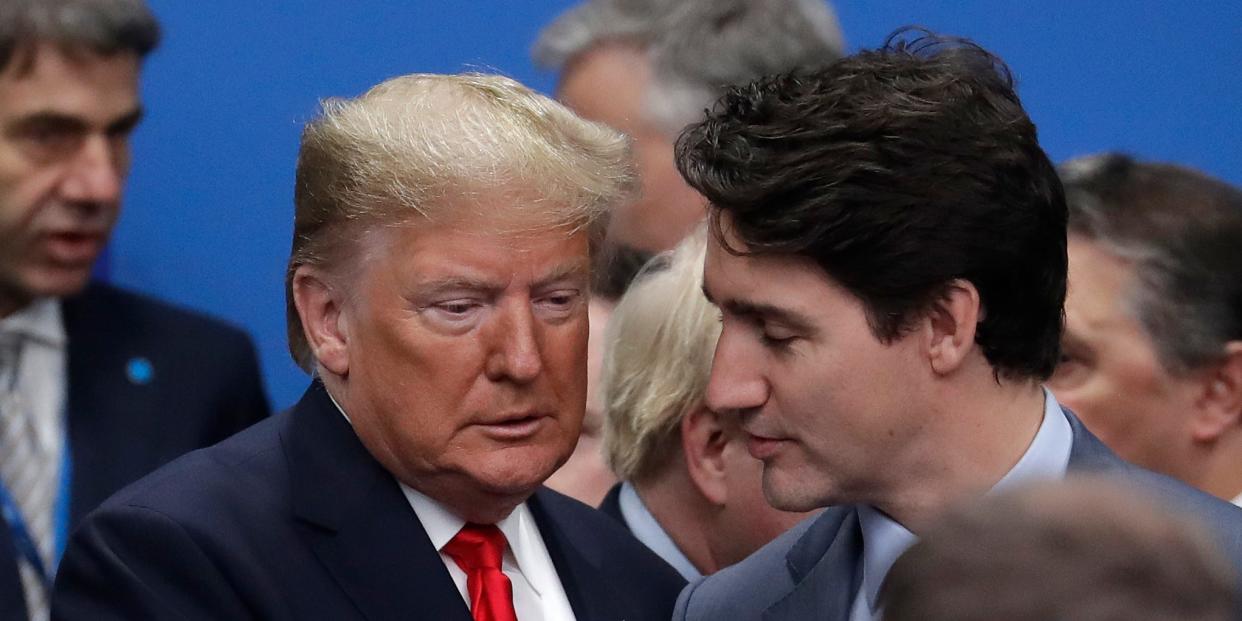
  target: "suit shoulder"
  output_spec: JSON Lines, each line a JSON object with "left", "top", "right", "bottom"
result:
{"left": 676, "top": 512, "right": 818, "bottom": 620}
{"left": 66, "top": 283, "right": 253, "bottom": 345}
{"left": 97, "top": 412, "right": 289, "bottom": 525}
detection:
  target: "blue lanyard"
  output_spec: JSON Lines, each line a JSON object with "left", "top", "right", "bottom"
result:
{"left": 0, "top": 434, "right": 72, "bottom": 589}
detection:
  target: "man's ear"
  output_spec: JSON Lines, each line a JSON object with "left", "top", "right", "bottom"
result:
{"left": 924, "top": 279, "right": 982, "bottom": 375}
{"left": 291, "top": 265, "right": 350, "bottom": 377}
{"left": 681, "top": 405, "right": 730, "bottom": 506}
{"left": 1190, "top": 342, "right": 1242, "bottom": 443}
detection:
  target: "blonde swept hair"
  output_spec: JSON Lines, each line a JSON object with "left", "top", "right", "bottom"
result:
{"left": 602, "top": 226, "right": 720, "bottom": 481}
{"left": 285, "top": 72, "right": 635, "bottom": 370}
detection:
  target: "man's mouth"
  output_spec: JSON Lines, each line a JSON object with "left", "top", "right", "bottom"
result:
{"left": 43, "top": 232, "right": 107, "bottom": 264}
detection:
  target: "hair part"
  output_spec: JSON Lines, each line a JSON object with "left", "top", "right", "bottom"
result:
{"left": 533, "top": 0, "right": 845, "bottom": 134}
{"left": 602, "top": 226, "right": 719, "bottom": 481}
{"left": 0, "top": 0, "right": 159, "bottom": 74}
{"left": 286, "top": 72, "right": 635, "bottom": 371}
{"left": 677, "top": 27, "right": 1068, "bottom": 380}
{"left": 1061, "top": 153, "right": 1242, "bottom": 374}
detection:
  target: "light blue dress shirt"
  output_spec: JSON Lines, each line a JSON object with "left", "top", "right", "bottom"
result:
{"left": 849, "top": 388, "right": 1074, "bottom": 621}
{"left": 618, "top": 481, "right": 703, "bottom": 581}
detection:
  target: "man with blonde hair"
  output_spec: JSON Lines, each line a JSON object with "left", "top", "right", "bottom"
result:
{"left": 598, "top": 228, "right": 810, "bottom": 579}
{"left": 51, "top": 72, "right": 685, "bottom": 620}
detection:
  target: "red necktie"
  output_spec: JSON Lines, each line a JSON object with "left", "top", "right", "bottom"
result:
{"left": 442, "top": 523, "right": 519, "bottom": 621}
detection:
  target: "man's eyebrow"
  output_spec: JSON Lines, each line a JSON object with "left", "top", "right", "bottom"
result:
{"left": 721, "top": 297, "right": 816, "bottom": 333}
{"left": 6, "top": 106, "right": 144, "bottom": 136}
{"left": 6, "top": 111, "right": 89, "bottom": 135}
{"left": 534, "top": 260, "right": 589, "bottom": 289}
{"left": 107, "top": 107, "right": 145, "bottom": 134}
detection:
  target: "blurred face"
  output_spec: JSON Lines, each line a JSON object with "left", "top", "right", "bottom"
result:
{"left": 0, "top": 44, "right": 141, "bottom": 315}
{"left": 338, "top": 208, "right": 591, "bottom": 517}
{"left": 557, "top": 43, "right": 706, "bottom": 253}
{"left": 1048, "top": 236, "right": 1202, "bottom": 478}
{"left": 702, "top": 225, "right": 928, "bottom": 512}
{"left": 543, "top": 298, "right": 617, "bottom": 505}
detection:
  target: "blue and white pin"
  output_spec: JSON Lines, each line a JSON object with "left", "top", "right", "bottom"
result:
{"left": 126, "top": 357, "right": 154, "bottom": 385}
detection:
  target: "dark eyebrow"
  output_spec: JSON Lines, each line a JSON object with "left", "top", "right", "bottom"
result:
{"left": 723, "top": 299, "right": 816, "bottom": 334}
{"left": 6, "top": 106, "right": 143, "bottom": 136}
{"left": 106, "top": 107, "right": 145, "bottom": 135}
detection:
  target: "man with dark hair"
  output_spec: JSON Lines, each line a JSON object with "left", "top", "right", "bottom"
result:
{"left": 534, "top": 0, "right": 842, "bottom": 509}
{"left": 0, "top": 2, "right": 268, "bottom": 619}
{"left": 881, "top": 479, "right": 1236, "bottom": 621}
{"left": 670, "top": 30, "right": 1242, "bottom": 621}
{"left": 1049, "top": 153, "right": 1242, "bottom": 504}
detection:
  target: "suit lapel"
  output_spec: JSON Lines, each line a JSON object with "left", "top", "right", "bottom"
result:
{"left": 763, "top": 507, "right": 863, "bottom": 621}
{"left": 285, "top": 382, "right": 471, "bottom": 621}
{"left": 528, "top": 489, "right": 627, "bottom": 621}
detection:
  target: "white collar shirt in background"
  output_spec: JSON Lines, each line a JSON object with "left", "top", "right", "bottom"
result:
{"left": 617, "top": 480, "right": 702, "bottom": 581}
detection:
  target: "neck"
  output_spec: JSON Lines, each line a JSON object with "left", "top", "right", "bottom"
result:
{"left": 875, "top": 378, "right": 1046, "bottom": 533}
{"left": 634, "top": 466, "right": 720, "bottom": 574}
{"left": 1193, "top": 434, "right": 1242, "bottom": 503}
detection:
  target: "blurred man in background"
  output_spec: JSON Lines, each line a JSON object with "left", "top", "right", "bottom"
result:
{"left": 1050, "top": 153, "right": 1242, "bottom": 504}
{"left": 882, "top": 478, "right": 1236, "bottom": 621}
{"left": 534, "top": 0, "right": 845, "bottom": 254}
{"left": 598, "top": 227, "right": 811, "bottom": 580}
{"left": 0, "top": 2, "right": 268, "bottom": 619}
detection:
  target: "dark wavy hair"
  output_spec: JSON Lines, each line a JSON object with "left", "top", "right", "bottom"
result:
{"left": 676, "top": 28, "right": 1067, "bottom": 380}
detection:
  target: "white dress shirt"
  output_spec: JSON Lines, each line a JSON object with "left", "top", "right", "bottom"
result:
{"left": 617, "top": 481, "right": 702, "bottom": 581}
{"left": 849, "top": 388, "right": 1074, "bottom": 621}
{"left": 0, "top": 298, "right": 67, "bottom": 467}
{"left": 401, "top": 485, "right": 578, "bottom": 621}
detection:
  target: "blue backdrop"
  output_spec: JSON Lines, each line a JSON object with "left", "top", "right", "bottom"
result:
{"left": 111, "top": 1, "right": 1241, "bottom": 409}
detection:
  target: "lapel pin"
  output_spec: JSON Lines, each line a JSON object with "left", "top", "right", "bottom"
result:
{"left": 126, "top": 357, "right": 154, "bottom": 385}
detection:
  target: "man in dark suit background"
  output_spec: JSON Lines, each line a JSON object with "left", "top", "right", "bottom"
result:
{"left": 0, "top": 2, "right": 268, "bottom": 619}
{"left": 52, "top": 71, "right": 686, "bottom": 620}
{"left": 669, "top": 29, "right": 1242, "bottom": 621}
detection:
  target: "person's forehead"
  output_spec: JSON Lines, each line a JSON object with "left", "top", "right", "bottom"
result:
{"left": 0, "top": 43, "right": 140, "bottom": 119}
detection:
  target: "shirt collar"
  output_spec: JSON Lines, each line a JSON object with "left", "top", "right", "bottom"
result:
{"left": 617, "top": 481, "right": 702, "bottom": 581}
{"left": 401, "top": 484, "right": 551, "bottom": 597}
{"left": 0, "top": 298, "right": 65, "bottom": 348}
{"left": 857, "top": 388, "right": 1073, "bottom": 612}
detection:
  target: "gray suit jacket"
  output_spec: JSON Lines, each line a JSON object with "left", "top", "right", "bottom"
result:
{"left": 672, "top": 408, "right": 1242, "bottom": 621}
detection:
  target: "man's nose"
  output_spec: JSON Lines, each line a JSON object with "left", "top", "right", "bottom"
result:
{"left": 59, "top": 135, "right": 124, "bottom": 206}
{"left": 484, "top": 302, "right": 544, "bottom": 384}
{"left": 705, "top": 331, "right": 769, "bottom": 416}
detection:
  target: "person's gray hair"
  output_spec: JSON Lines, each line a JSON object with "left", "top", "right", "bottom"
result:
{"left": 533, "top": 0, "right": 845, "bottom": 134}
{"left": 1061, "top": 153, "right": 1242, "bottom": 374}
{"left": 0, "top": 0, "right": 159, "bottom": 73}
{"left": 286, "top": 72, "right": 635, "bottom": 371}
{"left": 601, "top": 226, "right": 719, "bottom": 481}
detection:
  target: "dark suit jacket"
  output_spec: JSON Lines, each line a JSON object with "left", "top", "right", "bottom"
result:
{"left": 673, "top": 408, "right": 1242, "bottom": 621}
{"left": 51, "top": 381, "right": 686, "bottom": 620}
{"left": 1, "top": 283, "right": 269, "bottom": 620}
{"left": 598, "top": 482, "right": 626, "bottom": 526}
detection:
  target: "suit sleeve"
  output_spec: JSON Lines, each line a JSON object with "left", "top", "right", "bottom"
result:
{"left": 52, "top": 505, "right": 250, "bottom": 621}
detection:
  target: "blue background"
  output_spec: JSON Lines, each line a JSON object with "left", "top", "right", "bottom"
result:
{"left": 110, "top": 1, "right": 1241, "bottom": 409}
